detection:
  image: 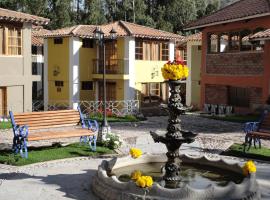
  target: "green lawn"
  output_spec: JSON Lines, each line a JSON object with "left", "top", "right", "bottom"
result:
{"left": 0, "top": 121, "right": 12, "bottom": 129}
{"left": 0, "top": 143, "right": 114, "bottom": 166}
{"left": 89, "top": 114, "right": 141, "bottom": 122}
{"left": 202, "top": 114, "right": 259, "bottom": 123}
{"left": 222, "top": 143, "right": 270, "bottom": 161}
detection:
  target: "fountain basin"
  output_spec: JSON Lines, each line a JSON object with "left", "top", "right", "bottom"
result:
{"left": 91, "top": 154, "right": 260, "bottom": 200}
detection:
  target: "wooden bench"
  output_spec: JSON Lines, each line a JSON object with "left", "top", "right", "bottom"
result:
{"left": 9, "top": 108, "right": 98, "bottom": 158}
{"left": 243, "top": 110, "right": 269, "bottom": 152}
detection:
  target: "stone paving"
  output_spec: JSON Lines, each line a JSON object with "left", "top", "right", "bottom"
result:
{"left": 0, "top": 113, "right": 270, "bottom": 199}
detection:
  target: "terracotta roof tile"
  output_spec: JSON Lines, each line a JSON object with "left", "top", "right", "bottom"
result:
{"left": 32, "top": 26, "right": 51, "bottom": 46}
{"left": 44, "top": 21, "right": 184, "bottom": 41}
{"left": 0, "top": 7, "right": 49, "bottom": 25}
{"left": 185, "top": 0, "right": 270, "bottom": 30}
{"left": 250, "top": 29, "right": 270, "bottom": 39}
{"left": 183, "top": 32, "right": 202, "bottom": 42}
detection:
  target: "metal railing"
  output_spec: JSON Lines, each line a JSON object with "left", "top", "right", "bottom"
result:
{"left": 92, "top": 59, "right": 126, "bottom": 75}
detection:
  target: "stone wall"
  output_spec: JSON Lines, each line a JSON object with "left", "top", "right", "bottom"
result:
{"left": 206, "top": 52, "right": 264, "bottom": 75}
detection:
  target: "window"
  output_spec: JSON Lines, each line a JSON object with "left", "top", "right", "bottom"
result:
{"left": 135, "top": 39, "right": 169, "bottom": 61}
{"left": 0, "top": 87, "right": 7, "bottom": 116}
{"left": 228, "top": 87, "right": 249, "bottom": 107}
{"left": 32, "top": 63, "right": 38, "bottom": 75}
{"left": 240, "top": 30, "right": 252, "bottom": 51}
{"left": 0, "top": 25, "right": 22, "bottom": 55}
{"left": 54, "top": 38, "right": 63, "bottom": 44}
{"left": 32, "top": 45, "right": 38, "bottom": 55}
{"left": 82, "top": 39, "right": 93, "bottom": 48}
{"left": 161, "top": 43, "right": 169, "bottom": 61}
{"left": 141, "top": 83, "right": 162, "bottom": 103}
{"left": 55, "top": 81, "right": 64, "bottom": 87}
{"left": 81, "top": 81, "right": 93, "bottom": 90}
{"left": 135, "top": 40, "right": 143, "bottom": 60}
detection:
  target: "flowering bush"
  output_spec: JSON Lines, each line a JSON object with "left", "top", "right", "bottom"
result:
{"left": 129, "top": 148, "right": 142, "bottom": 158}
{"left": 136, "top": 176, "right": 153, "bottom": 188}
{"left": 102, "top": 133, "right": 123, "bottom": 150}
{"left": 242, "top": 160, "right": 256, "bottom": 176}
{"left": 161, "top": 60, "right": 189, "bottom": 80}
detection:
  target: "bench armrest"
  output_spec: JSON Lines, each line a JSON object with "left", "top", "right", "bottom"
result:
{"left": 84, "top": 119, "right": 99, "bottom": 132}
{"left": 13, "top": 125, "right": 29, "bottom": 138}
{"left": 243, "top": 122, "right": 259, "bottom": 133}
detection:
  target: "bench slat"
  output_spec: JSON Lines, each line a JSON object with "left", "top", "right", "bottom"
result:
{"left": 28, "top": 128, "right": 94, "bottom": 141}
{"left": 28, "top": 123, "right": 80, "bottom": 131}
{"left": 14, "top": 111, "right": 78, "bottom": 120}
{"left": 13, "top": 109, "right": 77, "bottom": 117}
{"left": 15, "top": 117, "right": 80, "bottom": 125}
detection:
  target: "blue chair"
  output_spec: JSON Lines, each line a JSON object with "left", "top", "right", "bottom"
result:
{"left": 9, "top": 111, "right": 29, "bottom": 158}
{"left": 77, "top": 107, "right": 99, "bottom": 151}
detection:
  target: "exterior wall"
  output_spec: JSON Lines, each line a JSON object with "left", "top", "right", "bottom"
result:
{"left": 201, "top": 15, "right": 270, "bottom": 113}
{"left": 0, "top": 22, "right": 35, "bottom": 113}
{"left": 47, "top": 37, "right": 70, "bottom": 102}
{"left": 186, "top": 41, "right": 202, "bottom": 108}
{"left": 79, "top": 39, "right": 97, "bottom": 101}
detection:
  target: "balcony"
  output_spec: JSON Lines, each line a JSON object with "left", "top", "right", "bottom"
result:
{"left": 92, "top": 59, "right": 129, "bottom": 80}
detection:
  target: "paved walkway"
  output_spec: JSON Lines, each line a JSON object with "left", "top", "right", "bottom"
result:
{"left": 0, "top": 114, "right": 270, "bottom": 199}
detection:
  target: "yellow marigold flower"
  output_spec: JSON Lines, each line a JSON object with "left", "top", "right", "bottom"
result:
{"left": 129, "top": 148, "right": 142, "bottom": 159}
{"left": 242, "top": 160, "right": 256, "bottom": 176}
{"left": 131, "top": 170, "right": 142, "bottom": 180}
{"left": 161, "top": 61, "right": 189, "bottom": 80}
{"left": 136, "top": 176, "right": 153, "bottom": 188}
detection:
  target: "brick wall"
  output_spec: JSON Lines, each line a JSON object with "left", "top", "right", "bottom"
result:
{"left": 206, "top": 52, "right": 264, "bottom": 75}
{"left": 205, "top": 84, "right": 263, "bottom": 112}
{"left": 205, "top": 84, "right": 228, "bottom": 105}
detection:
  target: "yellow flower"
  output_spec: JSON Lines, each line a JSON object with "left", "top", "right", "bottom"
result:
{"left": 129, "top": 148, "right": 142, "bottom": 159}
{"left": 242, "top": 160, "right": 256, "bottom": 176}
{"left": 131, "top": 170, "right": 142, "bottom": 180}
{"left": 136, "top": 176, "right": 153, "bottom": 188}
{"left": 161, "top": 62, "right": 189, "bottom": 80}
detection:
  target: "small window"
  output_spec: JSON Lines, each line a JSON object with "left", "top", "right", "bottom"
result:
{"left": 81, "top": 81, "right": 93, "bottom": 90}
{"left": 54, "top": 38, "right": 63, "bottom": 44}
{"left": 161, "top": 43, "right": 169, "bottom": 61}
{"left": 135, "top": 40, "right": 143, "bottom": 60}
{"left": 55, "top": 81, "right": 64, "bottom": 87}
{"left": 32, "top": 46, "right": 38, "bottom": 55}
{"left": 82, "top": 39, "right": 93, "bottom": 48}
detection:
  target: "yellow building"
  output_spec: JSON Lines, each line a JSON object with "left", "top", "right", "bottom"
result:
{"left": 43, "top": 21, "right": 183, "bottom": 109}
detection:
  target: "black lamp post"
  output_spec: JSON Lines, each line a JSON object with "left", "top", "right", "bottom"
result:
{"left": 93, "top": 26, "right": 117, "bottom": 142}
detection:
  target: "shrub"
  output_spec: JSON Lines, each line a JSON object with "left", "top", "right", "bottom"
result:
{"left": 101, "top": 133, "right": 123, "bottom": 150}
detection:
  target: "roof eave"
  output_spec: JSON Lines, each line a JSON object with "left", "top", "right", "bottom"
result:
{"left": 184, "top": 12, "right": 270, "bottom": 31}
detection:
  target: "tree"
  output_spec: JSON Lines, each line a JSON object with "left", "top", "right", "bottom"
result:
{"left": 47, "top": 0, "right": 73, "bottom": 29}
{"left": 83, "top": 0, "right": 107, "bottom": 25}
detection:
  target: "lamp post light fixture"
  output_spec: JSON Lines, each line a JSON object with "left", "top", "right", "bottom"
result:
{"left": 93, "top": 26, "right": 117, "bottom": 142}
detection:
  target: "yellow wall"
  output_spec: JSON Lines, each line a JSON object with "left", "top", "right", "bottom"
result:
{"left": 79, "top": 40, "right": 97, "bottom": 100}
{"left": 48, "top": 37, "right": 69, "bottom": 101}
{"left": 134, "top": 60, "right": 166, "bottom": 90}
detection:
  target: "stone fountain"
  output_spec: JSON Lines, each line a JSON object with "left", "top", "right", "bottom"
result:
{"left": 91, "top": 79, "right": 260, "bottom": 200}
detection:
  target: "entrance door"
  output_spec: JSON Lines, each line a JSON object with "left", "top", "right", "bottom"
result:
{"left": 0, "top": 87, "right": 7, "bottom": 116}
{"left": 98, "top": 82, "right": 116, "bottom": 101}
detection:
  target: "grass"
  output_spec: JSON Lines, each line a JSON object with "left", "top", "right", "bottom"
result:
{"left": 202, "top": 114, "right": 260, "bottom": 123}
{"left": 222, "top": 143, "right": 270, "bottom": 161}
{"left": 0, "top": 121, "right": 12, "bottom": 129}
{"left": 89, "top": 114, "right": 141, "bottom": 122}
{"left": 0, "top": 143, "right": 114, "bottom": 166}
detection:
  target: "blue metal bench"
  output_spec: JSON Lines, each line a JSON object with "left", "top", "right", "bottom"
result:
{"left": 243, "top": 110, "right": 268, "bottom": 152}
{"left": 9, "top": 109, "right": 98, "bottom": 158}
